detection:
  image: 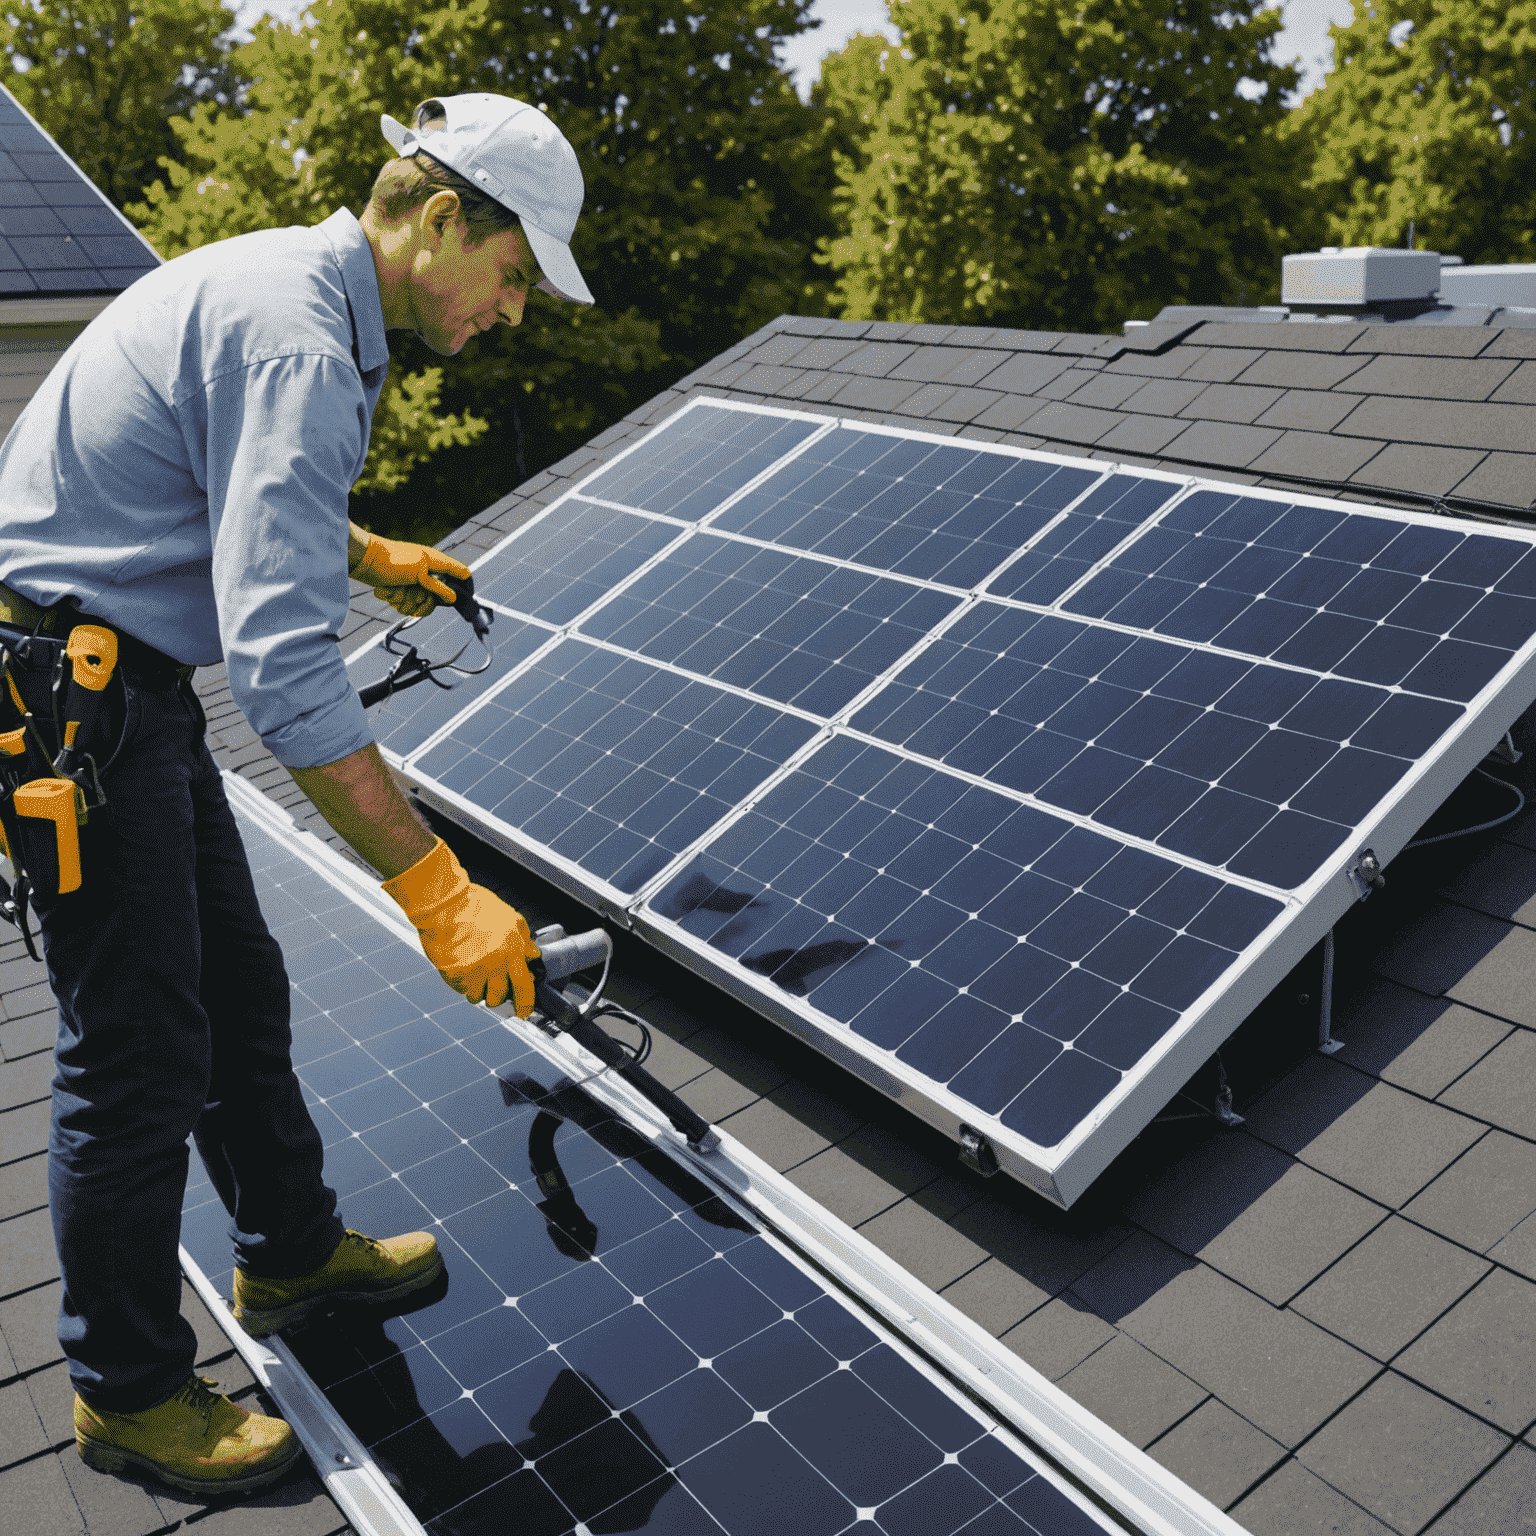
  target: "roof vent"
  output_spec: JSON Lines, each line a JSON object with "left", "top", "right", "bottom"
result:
{"left": 1281, "top": 247, "right": 1440, "bottom": 307}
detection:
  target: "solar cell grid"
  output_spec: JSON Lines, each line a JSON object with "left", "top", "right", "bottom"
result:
{"left": 650, "top": 734, "right": 1283, "bottom": 1149}
{"left": 1066, "top": 488, "right": 1536, "bottom": 704}
{"left": 470, "top": 500, "right": 681, "bottom": 624}
{"left": 384, "top": 398, "right": 1536, "bottom": 1202}
{"left": 414, "top": 638, "right": 819, "bottom": 894}
{"left": 712, "top": 425, "right": 1107, "bottom": 588}
{"left": 578, "top": 401, "right": 821, "bottom": 521}
{"left": 180, "top": 804, "right": 1110, "bottom": 1536}
{"left": 848, "top": 601, "right": 1440, "bottom": 890}
{"left": 575, "top": 533, "right": 962, "bottom": 717}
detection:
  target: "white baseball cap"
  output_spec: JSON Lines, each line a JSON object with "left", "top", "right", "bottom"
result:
{"left": 380, "top": 94, "right": 594, "bottom": 306}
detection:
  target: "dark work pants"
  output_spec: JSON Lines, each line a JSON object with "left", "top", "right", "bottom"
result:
{"left": 30, "top": 670, "right": 342, "bottom": 1412}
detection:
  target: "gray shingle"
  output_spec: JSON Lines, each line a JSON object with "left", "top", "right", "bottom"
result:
{"left": 735, "top": 363, "right": 808, "bottom": 396}
{"left": 1403, "top": 1130, "right": 1536, "bottom": 1254}
{"left": 1489, "top": 361, "right": 1536, "bottom": 404}
{"left": 1336, "top": 396, "right": 1532, "bottom": 453}
{"left": 1123, "top": 378, "right": 1208, "bottom": 416}
{"left": 1050, "top": 333, "right": 1111, "bottom": 355}
{"left": 1426, "top": 1444, "right": 1536, "bottom": 1535}
{"left": 1244, "top": 1058, "right": 1483, "bottom": 1209}
{"left": 1104, "top": 347, "right": 1208, "bottom": 379}
{"left": 1396, "top": 1269, "right": 1536, "bottom": 1433}
{"left": 1072, "top": 1235, "right": 1376, "bottom": 1446}
{"left": 1233, "top": 351, "right": 1372, "bottom": 390}
{"left": 1125, "top": 1132, "right": 1382, "bottom": 1305}
{"left": 1206, "top": 321, "right": 1369, "bottom": 353}
{"left": 1291, "top": 1216, "right": 1490, "bottom": 1362}
{"left": 745, "top": 333, "right": 813, "bottom": 367}
{"left": 834, "top": 340, "right": 918, "bottom": 376}
{"left": 828, "top": 374, "right": 923, "bottom": 412}
{"left": 780, "top": 336, "right": 866, "bottom": 370}
{"left": 1147, "top": 1397, "right": 1286, "bottom": 1512}
{"left": 1032, "top": 366, "right": 1102, "bottom": 400}
{"left": 1248, "top": 430, "right": 1385, "bottom": 483}
{"left": 1482, "top": 329, "right": 1536, "bottom": 359}
{"left": 1178, "top": 381, "right": 1286, "bottom": 423}
{"left": 1023, "top": 400, "right": 1121, "bottom": 446}
{"left": 1236, "top": 1460, "right": 1395, "bottom": 1536}
{"left": 1342, "top": 355, "right": 1518, "bottom": 402}
{"left": 973, "top": 352, "right": 1073, "bottom": 394}
{"left": 1058, "top": 1334, "right": 1206, "bottom": 1448}
{"left": 968, "top": 395, "right": 1050, "bottom": 434}
{"left": 1064, "top": 372, "right": 1147, "bottom": 409}
{"left": 1180, "top": 347, "right": 1266, "bottom": 383}
{"left": 1452, "top": 452, "right": 1536, "bottom": 509}
{"left": 1346, "top": 323, "right": 1498, "bottom": 358}
{"left": 1295, "top": 1372, "right": 1505, "bottom": 1533}
{"left": 1160, "top": 419, "right": 1282, "bottom": 468}
{"left": 1254, "top": 387, "right": 1366, "bottom": 432}
{"left": 1095, "top": 414, "right": 1193, "bottom": 455}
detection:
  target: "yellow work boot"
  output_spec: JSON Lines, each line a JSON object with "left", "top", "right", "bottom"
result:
{"left": 231, "top": 1228, "right": 443, "bottom": 1336}
{"left": 75, "top": 1374, "right": 301, "bottom": 1495}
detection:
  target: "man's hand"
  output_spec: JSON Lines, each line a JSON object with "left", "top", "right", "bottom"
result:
{"left": 351, "top": 529, "right": 471, "bottom": 618}
{"left": 383, "top": 838, "right": 541, "bottom": 1015}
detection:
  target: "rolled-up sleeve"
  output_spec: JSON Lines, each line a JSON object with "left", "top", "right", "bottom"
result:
{"left": 194, "top": 352, "right": 375, "bottom": 769}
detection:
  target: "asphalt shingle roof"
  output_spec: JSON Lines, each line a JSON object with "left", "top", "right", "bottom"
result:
{"left": 0, "top": 85, "right": 159, "bottom": 298}
{"left": 9, "top": 304, "right": 1536, "bottom": 1532}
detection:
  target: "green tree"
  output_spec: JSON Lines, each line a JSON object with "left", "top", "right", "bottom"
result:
{"left": 1287, "top": 0, "right": 1536, "bottom": 262}
{"left": 0, "top": 0, "right": 240, "bottom": 210}
{"left": 818, "top": 0, "right": 1320, "bottom": 333}
{"left": 131, "top": 0, "right": 827, "bottom": 542}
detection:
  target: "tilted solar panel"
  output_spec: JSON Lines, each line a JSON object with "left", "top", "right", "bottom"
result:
{"left": 179, "top": 792, "right": 1125, "bottom": 1536}
{"left": 348, "top": 396, "right": 1536, "bottom": 1204}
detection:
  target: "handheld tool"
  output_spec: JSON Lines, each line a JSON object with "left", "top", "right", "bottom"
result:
{"left": 358, "top": 571, "right": 495, "bottom": 709}
{"left": 527, "top": 924, "right": 718, "bottom": 1152}
{"left": 52, "top": 624, "right": 117, "bottom": 791}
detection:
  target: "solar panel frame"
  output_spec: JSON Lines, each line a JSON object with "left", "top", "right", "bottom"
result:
{"left": 180, "top": 775, "right": 1251, "bottom": 1536}
{"left": 353, "top": 395, "right": 1536, "bottom": 1206}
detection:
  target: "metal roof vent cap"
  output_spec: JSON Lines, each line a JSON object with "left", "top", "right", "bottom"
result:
{"left": 1281, "top": 246, "right": 1441, "bottom": 307}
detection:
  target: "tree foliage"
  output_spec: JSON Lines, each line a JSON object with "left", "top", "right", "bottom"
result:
{"left": 1286, "top": 0, "right": 1536, "bottom": 262}
{"left": 129, "top": 0, "right": 827, "bottom": 540}
{"left": 817, "top": 0, "right": 1321, "bottom": 333}
{"left": 0, "top": 0, "right": 239, "bottom": 210}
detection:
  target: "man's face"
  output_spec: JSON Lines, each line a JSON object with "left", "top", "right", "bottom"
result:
{"left": 407, "top": 202, "right": 541, "bottom": 356}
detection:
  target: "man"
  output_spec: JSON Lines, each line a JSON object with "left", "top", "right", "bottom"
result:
{"left": 0, "top": 93, "right": 593, "bottom": 1495}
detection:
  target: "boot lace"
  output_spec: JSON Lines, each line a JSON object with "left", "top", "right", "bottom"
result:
{"left": 168, "top": 1375, "right": 221, "bottom": 1433}
{"left": 340, "top": 1229, "right": 384, "bottom": 1259}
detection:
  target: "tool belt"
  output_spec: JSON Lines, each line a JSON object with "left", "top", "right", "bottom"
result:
{"left": 0, "top": 582, "right": 188, "bottom": 959}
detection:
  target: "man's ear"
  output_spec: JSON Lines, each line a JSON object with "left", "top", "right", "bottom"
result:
{"left": 420, "top": 190, "right": 463, "bottom": 249}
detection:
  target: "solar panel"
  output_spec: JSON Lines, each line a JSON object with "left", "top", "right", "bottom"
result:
{"left": 180, "top": 792, "right": 1124, "bottom": 1536}
{"left": 349, "top": 395, "right": 1536, "bottom": 1204}
{"left": 0, "top": 84, "right": 160, "bottom": 294}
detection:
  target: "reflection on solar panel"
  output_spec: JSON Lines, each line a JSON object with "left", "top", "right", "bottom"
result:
{"left": 349, "top": 396, "right": 1536, "bottom": 1204}
{"left": 180, "top": 794, "right": 1122, "bottom": 1536}
{"left": 0, "top": 84, "right": 160, "bottom": 294}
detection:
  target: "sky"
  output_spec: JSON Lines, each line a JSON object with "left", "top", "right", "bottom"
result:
{"left": 777, "top": 0, "right": 1357, "bottom": 101}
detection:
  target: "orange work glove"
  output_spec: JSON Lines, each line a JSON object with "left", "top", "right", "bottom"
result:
{"left": 352, "top": 532, "right": 471, "bottom": 619}
{"left": 382, "top": 838, "right": 540, "bottom": 1016}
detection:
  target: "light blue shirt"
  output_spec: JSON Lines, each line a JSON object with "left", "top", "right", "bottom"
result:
{"left": 0, "top": 207, "right": 386, "bottom": 770}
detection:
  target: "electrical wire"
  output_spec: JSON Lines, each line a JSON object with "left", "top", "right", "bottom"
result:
{"left": 1405, "top": 768, "right": 1526, "bottom": 849}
